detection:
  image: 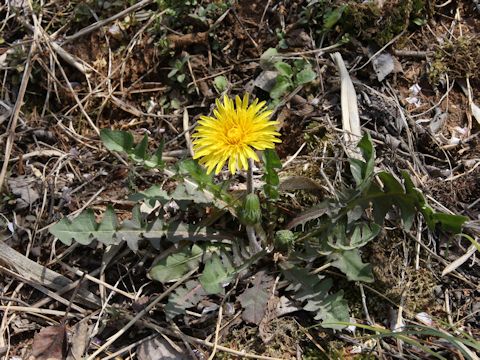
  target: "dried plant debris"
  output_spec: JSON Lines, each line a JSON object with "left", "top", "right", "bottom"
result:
{"left": 429, "top": 36, "right": 480, "bottom": 84}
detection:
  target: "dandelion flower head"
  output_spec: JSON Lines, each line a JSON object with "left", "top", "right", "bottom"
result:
{"left": 192, "top": 94, "right": 281, "bottom": 174}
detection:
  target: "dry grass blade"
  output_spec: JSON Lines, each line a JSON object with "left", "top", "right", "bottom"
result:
{"left": 442, "top": 244, "right": 477, "bottom": 276}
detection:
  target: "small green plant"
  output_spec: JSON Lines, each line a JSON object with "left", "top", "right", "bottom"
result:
{"left": 299, "top": 2, "right": 347, "bottom": 44}
{"left": 50, "top": 100, "right": 467, "bottom": 333}
{"left": 285, "top": 134, "right": 466, "bottom": 282}
{"left": 213, "top": 75, "right": 229, "bottom": 94}
{"left": 190, "top": 2, "right": 230, "bottom": 25}
{"left": 275, "top": 28, "right": 289, "bottom": 49}
{"left": 167, "top": 55, "right": 189, "bottom": 85}
{"left": 260, "top": 48, "right": 317, "bottom": 100}
{"left": 156, "top": 0, "right": 198, "bottom": 17}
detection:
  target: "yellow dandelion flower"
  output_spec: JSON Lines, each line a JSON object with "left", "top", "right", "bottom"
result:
{"left": 192, "top": 94, "right": 281, "bottom": 174}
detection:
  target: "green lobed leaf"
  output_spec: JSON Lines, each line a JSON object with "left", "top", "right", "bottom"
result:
{"left": 199, "top": 252, "right": 235, "bottom": 295}
{"left": 165, "top": 280, "right": 206, "bottom": 319}
{"left": 323, "top": 5, "right": 346, "bottom": 30}
{"left": 50, "top": 209, "right": 98, "bottom": 245}
{"left": 131, "top": 134, "right": 148, "bottom": 162}
{"left": 95, "top": 206, "right": 119, "bottom": 245}
{"left": 396, "top": 197, "right": 416, "bottom": 230}
{"left": 328, "top": 249, "right": 374, "bottom": 282}
{"left": 274, "top": 61, "right": 293, "bottom": 77}
{"left": 349, "top": 133, "right": 376, "bottom": 191}
{"left": 129, "top": 184, "right": 169, "bottom": 202}
{"left": 270, "top": 75, "right": 292, "bottom": 99}
{"left": 349, "top": 158, "right": 365, "bottom": 187}
{"left": 115, "top": 206, "right": 144, "bottom": 251}
{"left": 50, "top": 205, "right": 232, "bottom": 252}
{"left": 178, "top": 159, "right": 215, "bottom": 190}
{"left": 305, "top": 290, "right": 349, "bottom": 329}
{"left": 150, "top": 244, "right": 204, "bottom": 283}
{"left": 346, "top": 205, "right": 364, "bottom": 224}
{"left": 100, "top": 129, "right": 134, "bottom": 153}
{"left": 377, "top": 172, "right": 403, "bottom": 193}
{"left": 164, "top": 221, "right": 235, "bottom": 243}
{"left": 358, "top": 133, "right": 375, "bottom": 170}
{"left": 169, "top": 183, "right": 211, "bottom": 205}
{"left": 282, "top": 266, "right": 350, "bottom": 329}
{"left": 101, "top": 129, "right": 164, "bottom": 169}
{"left": 400, "top": 171, "right": 467, "bottom": 232}
{"left": 259, "top": 47, "right": 280, "bottom": 69}
{"left": 295, "top": 67, "right": 317, "bottom": 85}
{"left": 432, "top": 213, "right": 468, "bottom": 233}
{"left": 131, "top": 182, "right": 210, "bottom": 208}
{"left": 351, "top": 222, "right": 381, "bottom": 248}
{"left": 144, "top": 138, "right": 165, "bottom": 169}
{"left": 367, "top": 182, "right": 393, "bottom": 225}
{"left": 262, "top": 148, "right": 282, "bottom": 199}
{"left": 285, "top": 269, "right": 332, "bottom": 301}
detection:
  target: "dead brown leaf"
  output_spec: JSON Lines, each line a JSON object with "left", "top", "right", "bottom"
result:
{"left": 137, "top": 335, "right": 189, "bottom": 360}
{"left": 7, "top": 175, "right": 40, "bottom": 209}
{"left": 66, "top": 321, "right": 92, "bottom": 360}
{"left": 32, "top": 325, "right": 67, "bottom": 360}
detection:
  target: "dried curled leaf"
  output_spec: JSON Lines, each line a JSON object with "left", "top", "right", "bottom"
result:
{"left": 238, "top": 271, "right": 273, "bottom": 325}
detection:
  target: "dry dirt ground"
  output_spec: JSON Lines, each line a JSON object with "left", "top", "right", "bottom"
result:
{"left": 1, "top": 0, "right": 480, "bottom": 359}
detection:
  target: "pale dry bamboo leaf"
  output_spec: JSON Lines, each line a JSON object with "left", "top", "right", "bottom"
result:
{"left": 331, "top": 52, "right": 362, "bottom": 137}
{"left": 471, "top": 102, "right": 480, "bottom": 125}
{"left": 331, "top": 52, "right": 362, "bottom": 158}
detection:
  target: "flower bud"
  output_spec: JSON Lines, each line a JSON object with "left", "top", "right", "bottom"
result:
{"left": 239, "top": 193, "right": 261, "bottom": 226}
{"left": 274, "top": 230, "right": 295, "bottom": 251}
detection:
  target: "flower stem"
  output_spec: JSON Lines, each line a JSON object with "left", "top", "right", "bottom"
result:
{"left": 246, "top": 158, "right": 262, "bottom": 253}
{"left": 246, "top": 158, "right": 254, "bottom": 194}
